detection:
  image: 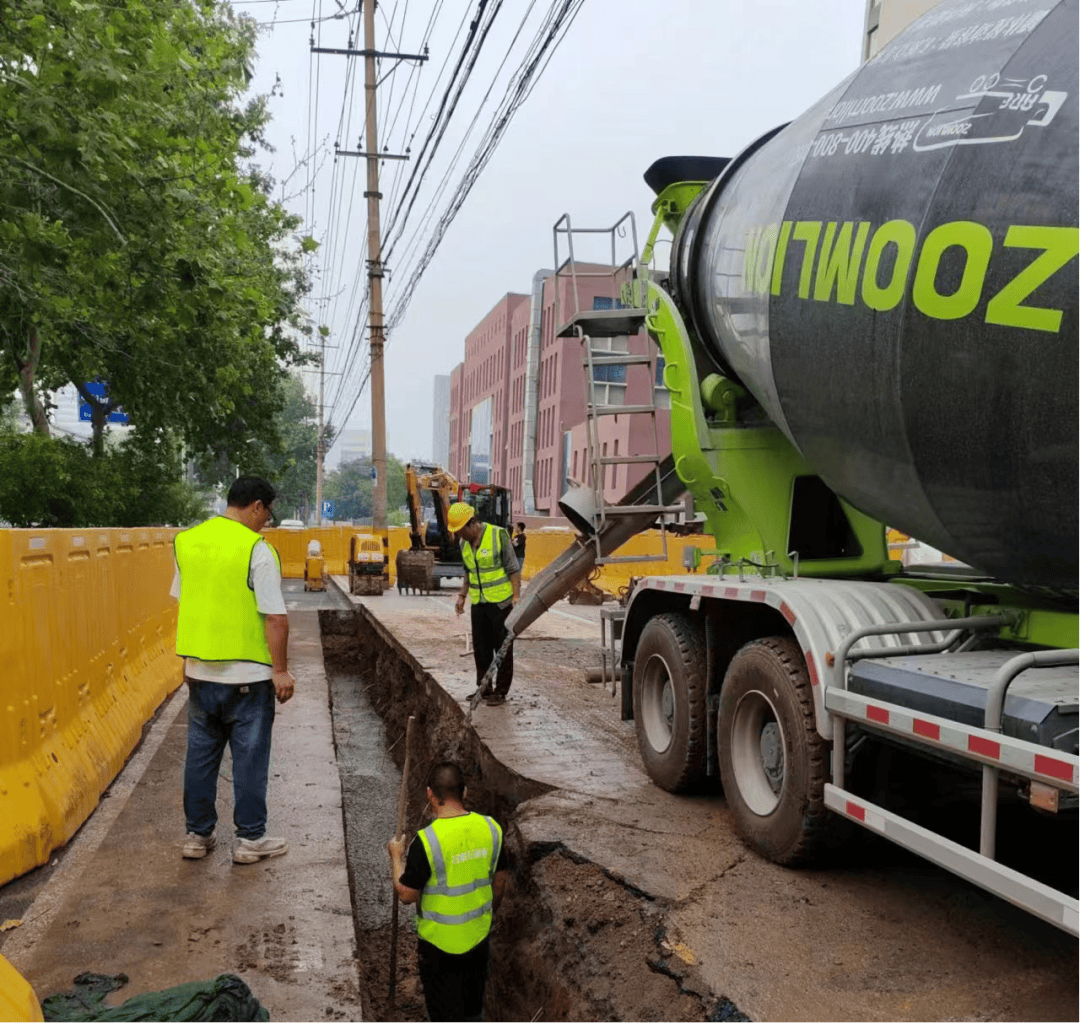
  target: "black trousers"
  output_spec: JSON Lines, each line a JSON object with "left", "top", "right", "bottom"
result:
{"left": 471, "top": 601, "right": 514, "bottom": 695}
{"left": 417, "top": 936, "right": 490, "bottom": 1022}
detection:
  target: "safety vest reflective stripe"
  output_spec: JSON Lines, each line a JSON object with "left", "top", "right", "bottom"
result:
{"left": 461, "top": 524, "right": 513, "bottom": 604}
{"left": 416, "top": 903, "right": 493, "bottom": 926}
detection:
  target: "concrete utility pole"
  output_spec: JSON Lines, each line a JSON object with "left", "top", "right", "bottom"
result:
{"left": 314, "top": 7, "right": 425, "bottom": 532}
{"left": 362, "top": 0, "right": 387, "bottom": 533}
{"left": 316, "top": 328, "right": 325, "bottom": 524}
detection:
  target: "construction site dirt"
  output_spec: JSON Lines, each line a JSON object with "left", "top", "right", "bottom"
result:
{"left": 321, "top": 584, "right": 1078, "bottom": 1023}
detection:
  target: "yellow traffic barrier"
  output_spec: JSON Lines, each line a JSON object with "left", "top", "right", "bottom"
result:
{"left": 0, "top": 954, "right": 42, "bottom": 1023}
{"left": 522, "top": 528, "right": 716, "bottom": 596}
{"left": 264, "top": 525, "right": 411, "bottom": 579}
{"left": 0, "top": 528, "right": 181, "bottom": 888}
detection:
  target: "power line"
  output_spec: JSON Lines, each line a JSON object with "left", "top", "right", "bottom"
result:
{"left": 321, "top": 0, "right": 586, "bottom": 439}
{"left": 385, "top": 0, "right": 585, "bottom": 331}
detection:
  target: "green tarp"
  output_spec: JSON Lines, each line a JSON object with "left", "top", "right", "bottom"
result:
{"left": 42, "top": 972, "right": 269, "bottom": 1022}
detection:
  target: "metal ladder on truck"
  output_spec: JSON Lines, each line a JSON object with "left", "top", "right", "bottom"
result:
{"left": 551, "top": 213, "right": 687, "bottom": 688}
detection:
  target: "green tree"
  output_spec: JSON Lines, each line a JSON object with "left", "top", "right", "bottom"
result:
{"left": 323, "top": 454, "right": 407, "bottom": 522}
{"left": 0, "top": 428, "right": 210, "bottom": 528}
{"left": 0, "top": 0, "right": 314, "bottom": 462}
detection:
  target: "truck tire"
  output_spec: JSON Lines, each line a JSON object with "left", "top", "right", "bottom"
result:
{"left": 717, "top": 637, "right": 831, "bottom": 866}
{"left": 632, "top": 612, "right": 707, "bottom": 792}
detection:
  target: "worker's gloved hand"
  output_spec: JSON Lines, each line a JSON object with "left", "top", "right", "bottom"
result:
{"left": 455, "top": 594, "right": 466, "bottom": 615}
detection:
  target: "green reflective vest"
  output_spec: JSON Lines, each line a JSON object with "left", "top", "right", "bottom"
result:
{"left": 174, "top": 516, "right": 280, "bottom": 665}
{"left": 461, "top": 523, "right": 513, "bottom": 605}
{"left": 416, "top": 812, "right": 503, "bottom": 954}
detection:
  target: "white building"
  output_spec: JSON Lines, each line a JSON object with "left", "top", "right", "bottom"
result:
{"left": 863, "top": 0, "right": 940, "bottom": 59}
{"left": 332, "top": 427, "right": 371, "bottom": 469}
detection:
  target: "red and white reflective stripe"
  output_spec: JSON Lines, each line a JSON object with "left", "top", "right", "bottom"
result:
{"left": 826, "top": 687, "right": 1080, "bottom": 792}
{"left": 825, "top": 784, "right": 1080, "bottom": 937}
{"left": 641, "top": 578, "right": 798, "bottom": 625}
{"left": 837, "top": 794, "right": 886, "bottom": 832}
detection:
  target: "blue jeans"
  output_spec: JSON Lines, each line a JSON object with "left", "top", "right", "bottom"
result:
{"left": 184, "top": 679, "right": 275, "bottom": 840}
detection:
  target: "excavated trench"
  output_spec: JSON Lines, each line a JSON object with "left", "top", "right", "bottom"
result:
{"left": 318, "top": 608, "right": 749, "bottom": 1022}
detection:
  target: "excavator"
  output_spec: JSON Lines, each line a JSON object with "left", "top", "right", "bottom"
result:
{"left": 396, "top": 463, "right": 512, "bottom": 593}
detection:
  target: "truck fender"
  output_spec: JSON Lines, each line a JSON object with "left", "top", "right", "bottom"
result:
{"left": 623, "top": 575, "right": 946, "bottom": 740}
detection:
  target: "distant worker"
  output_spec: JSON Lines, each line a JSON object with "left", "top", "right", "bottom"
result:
{"left": 388, "top": 762, "right": 508, "bottom": 1022}
{"left": 448, "top": 502, "right": 520, "bottom": 706}
{"left": 511, "top": 521, "right": 527, "bottom": 564}
{"left": 171, "top": 476, "right": 294, "bottom": 865}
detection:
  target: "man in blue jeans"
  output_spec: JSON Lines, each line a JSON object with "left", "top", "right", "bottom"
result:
{"left": 171, "top": 476, "right": 295, "bottom": 864}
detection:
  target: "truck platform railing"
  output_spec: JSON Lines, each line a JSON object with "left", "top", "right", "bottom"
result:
{"left": 552, "top": 212, "right": 684, "bottom": 567}
{"left": 824, "top": 616, "right": 1079, "bottom": 935}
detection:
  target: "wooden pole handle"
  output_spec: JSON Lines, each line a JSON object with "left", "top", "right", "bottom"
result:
{"left": 395, "top": 715, "right": 415, "bottom": 837}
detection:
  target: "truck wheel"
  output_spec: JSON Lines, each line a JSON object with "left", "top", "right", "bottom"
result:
{"left": 718, "top": 636, "right": 830, "bottom": 866}
{"left": 632, "top": 613, "right": 707, "bottom": 792}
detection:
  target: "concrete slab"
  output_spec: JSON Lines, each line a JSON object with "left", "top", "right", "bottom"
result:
{"left": 2, "top": 586, "right": 362, "bottom": 1020}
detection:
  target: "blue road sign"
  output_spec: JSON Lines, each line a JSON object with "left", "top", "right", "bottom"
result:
{"left": 321, "top": 500, "right": 335, "bottom": 519}
{"left": 78, "top": 381, "right": 129, "bottom": 424}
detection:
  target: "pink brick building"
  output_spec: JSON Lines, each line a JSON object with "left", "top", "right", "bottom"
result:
{"left": 448, "top": 269, "right": 670, "bottom": 518}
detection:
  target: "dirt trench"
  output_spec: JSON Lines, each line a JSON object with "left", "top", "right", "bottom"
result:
{"left": 319, "top": 608, "right": 748, "bottom": 1022}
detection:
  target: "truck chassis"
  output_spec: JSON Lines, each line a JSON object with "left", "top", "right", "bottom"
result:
{"left": 617, "top": 574, "right": 1079, "bottom": 935}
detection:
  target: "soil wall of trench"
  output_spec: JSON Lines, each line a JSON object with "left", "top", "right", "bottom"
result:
{"left": 319, "top": 608, "right": 748, "bottom": 1023}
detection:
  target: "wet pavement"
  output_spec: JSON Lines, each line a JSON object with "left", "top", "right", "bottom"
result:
{"left": 0, "top": 580, "right": 363, "bottom": 1021}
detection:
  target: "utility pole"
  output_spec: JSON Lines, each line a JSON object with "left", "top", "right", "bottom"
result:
{"left": 316, "top": 328, "right": 325, "bottom": 525}
{"left": 314, "top": 6, "right": 426, "bottom": 533}
{"left": 362, "top": 0, "right": 387, "bottom": 534}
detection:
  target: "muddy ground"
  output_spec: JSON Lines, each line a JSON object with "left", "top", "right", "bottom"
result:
{"left": 321, "top": 617, "right": 748, "bottom": 1022}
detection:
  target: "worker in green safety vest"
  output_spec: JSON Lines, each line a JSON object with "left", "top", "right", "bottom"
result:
{"left": 448, "top": 502, "right": 521, "bottom": 705}
{"left": 172, "top": 476, "right": 294, "bottom": 865}
{"left": 388, "top": 761, "right": 509, "bottom": 1022}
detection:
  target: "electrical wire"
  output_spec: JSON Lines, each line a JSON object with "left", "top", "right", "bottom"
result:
{"left": 320, "top": 0, "right": 585, "bottom": 440}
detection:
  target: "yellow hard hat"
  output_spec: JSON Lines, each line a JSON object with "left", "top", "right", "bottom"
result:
{"left": 446, "top": 502, "right": 475, "bottom": 533}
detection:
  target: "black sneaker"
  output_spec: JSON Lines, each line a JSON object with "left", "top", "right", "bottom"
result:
{"left": 483, "top": 693, "right": 507, "bottom": 706}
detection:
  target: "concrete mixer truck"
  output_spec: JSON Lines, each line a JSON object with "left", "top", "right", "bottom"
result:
{"left": 503, "top": 0, "right": 1078, "bottom": 934}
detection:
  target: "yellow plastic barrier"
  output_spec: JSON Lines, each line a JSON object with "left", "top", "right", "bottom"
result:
{"left": 265, "top": 522, "right": 714, "bottom": 590}
{"left": 0, "top": 528, "right": 182, "bottom": 888}
{"left": 0, "top": 954, "right": 42, "bottom": 1023}
{"left": 522, "top": 528, "right": 716, "bottom": 596}
{"left": 264, "top": 525, "right": 411, "bottom": 579}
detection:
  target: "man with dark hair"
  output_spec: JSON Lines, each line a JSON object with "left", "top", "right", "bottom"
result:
{"left": 511, "top": 521, "right": 526, "bottom": 564}
{"left": 388, "top": 761, "right": 509, "bottom": 1022}
{"left": 171, "top": 475, "right": 295, "bottom": 864}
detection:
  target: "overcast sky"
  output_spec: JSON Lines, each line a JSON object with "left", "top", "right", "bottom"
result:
{"left": 228, "top": 0, "right": 868, "bottom": 464}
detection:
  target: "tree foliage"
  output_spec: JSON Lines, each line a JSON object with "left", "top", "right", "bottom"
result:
{"left": 323, "top": 454, "right": 407, "bottom": 523}
{"left": 0, "top": 428, "right": 211, "bottom": 528}
{"left": 195, "top": 372, "right": 326, "bottom": 520}
{"left": 0, "top": 0, "right": 314, "bottom": 463}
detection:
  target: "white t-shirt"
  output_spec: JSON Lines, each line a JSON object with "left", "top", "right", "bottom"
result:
{"left": 171, "top": 539, "right": 287, "bottom": 684}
